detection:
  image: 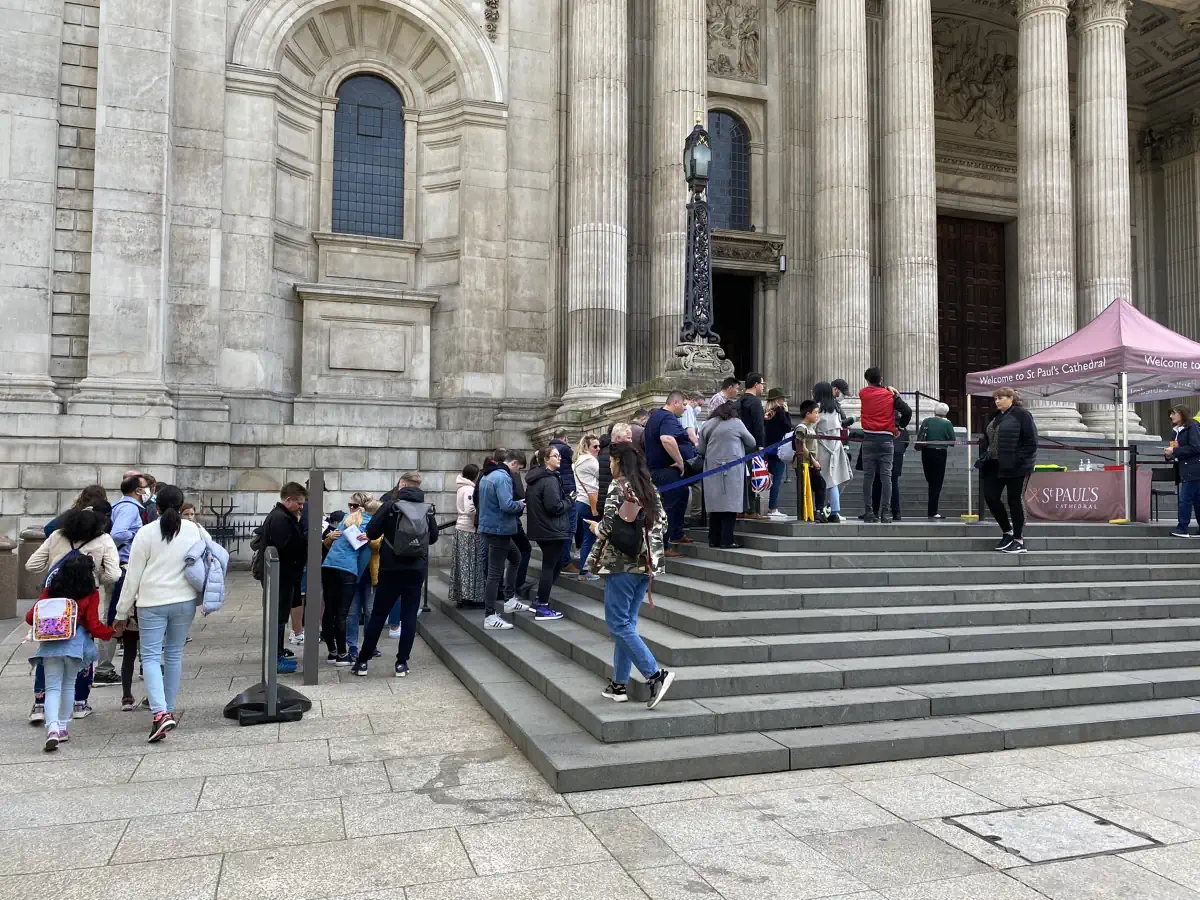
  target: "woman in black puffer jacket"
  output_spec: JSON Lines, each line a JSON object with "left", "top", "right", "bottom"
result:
{"left": 976, "top": 387, "right": 1038, "bottom": 555}
{"left": 524, "top": 448, "right": 570, "bottom": 620}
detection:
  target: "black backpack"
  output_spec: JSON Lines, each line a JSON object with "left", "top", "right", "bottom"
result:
{"left": 386, "top": 500, "right": 431, "bottom": 560}
{"left": 249, "top": 525, "right": 266, "bottom": 582}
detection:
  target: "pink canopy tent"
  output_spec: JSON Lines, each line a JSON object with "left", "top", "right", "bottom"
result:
{"left": 963, "top": 298, "right": 1200, "bottom": 523}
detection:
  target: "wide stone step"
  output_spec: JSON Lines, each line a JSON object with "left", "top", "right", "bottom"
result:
{"left": 732, "top": 533, "right": 1192, "bottom": 553}
{"left": 733, "top": 519, "right": 1175, "bottom": 537}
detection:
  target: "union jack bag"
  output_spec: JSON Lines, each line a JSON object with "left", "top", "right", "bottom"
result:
{"left": 749, "top": 455, "right": 772, "bottom": 495}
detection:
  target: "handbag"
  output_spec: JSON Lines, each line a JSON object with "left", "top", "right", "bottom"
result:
{"left": 685, "top": 456, "right": 704, "bottom": 476}
{"left": 609, "top": 484, "right": 646, "bottom": 559}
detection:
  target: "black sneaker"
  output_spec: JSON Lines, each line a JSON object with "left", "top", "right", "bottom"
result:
{"left": 601, "top": 681, "right": 628, "bottom": 702}
{"left": 646, "top": 669, "right": 676, "bottom": 710}
{"left": 351, "top": 662, "right": 369, "bottom": 677}
{"left": 92, "top": 670, "right": 121, "bottom": 686}
{"left": 394, "top": 662, "right": 409, "bottom": 677}
{"left": 334, "top": 654, "right": 353, "bottom": 667}
{"left": 280, "top": 648, "right": 296, "bottom": 659}
{"left": 327, "top": 652, "right": 338, "bottom": 664}
{"left": 148, "top": 712, "right": 176, "bottom": 743}
{"left": 995, "top": 533, "right": 1014, "bottom": 551}
{"left": 1001, "top": 539, "right": 1027, "bottom": 554}
{"left": 881, "top": 514, "right": 894, "bottom": 524}
{"left": 863, "top": 514, "right": 879, "bottom": 524}
{"left": 827, "top": 514, "right": 842, "bottom": 524}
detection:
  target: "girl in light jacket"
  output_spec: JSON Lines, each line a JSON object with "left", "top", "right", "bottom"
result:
{"left": 573, "top": 434, "right": 602, "bottom": 581}
{"left": 449, "top": 464, "right": 485, "bottom": 608}
{"left": 813, "top": 382, "right": 853, "bottom": 523}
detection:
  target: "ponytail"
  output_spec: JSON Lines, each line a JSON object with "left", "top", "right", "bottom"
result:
{"left": 155, "top": 485, "right": 185, "bottom": 543}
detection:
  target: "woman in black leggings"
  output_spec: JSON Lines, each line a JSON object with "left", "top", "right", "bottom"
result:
{"left": 977, "top": 388, "right": 1038, "bottom": 554}
{"left": 523, "top": 448, "right": 569, "bottom": 621}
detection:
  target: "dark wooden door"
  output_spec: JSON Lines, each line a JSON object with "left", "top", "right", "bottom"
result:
{"left": 713, "top": 273, "right": 756, "bottom": 378}
{"left": 938, "top": 217, "right": 1007, "bottom": 430}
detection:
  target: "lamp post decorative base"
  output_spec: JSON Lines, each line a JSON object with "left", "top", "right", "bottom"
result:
{"left": 668, "top": 340, "right": 735, "bottom": 377}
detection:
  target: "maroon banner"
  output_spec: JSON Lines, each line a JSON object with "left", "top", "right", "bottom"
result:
{"left": 1023, "top": 469, "right": 1151, "bottom": 523}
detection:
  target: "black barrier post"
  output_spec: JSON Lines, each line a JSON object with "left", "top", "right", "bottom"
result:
{"left": 222, "top": 547, "right": 313, "bottom": 725}
{"left": 1129, "top": 444, "right": 1139, "bottom": 522}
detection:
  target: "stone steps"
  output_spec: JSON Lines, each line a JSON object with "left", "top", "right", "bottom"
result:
{"left": 415, "top": 522, "right": 1200, "bottom": 791}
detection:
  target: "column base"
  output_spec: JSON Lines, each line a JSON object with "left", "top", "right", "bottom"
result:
{"left": 1027, "top": 402, "right": 1087, "bottom": 434}
{"left": 66, "top": 378, "right": 175, "bottom": 418}
{"left": 0, "top": 375, "right": 62, "bottom": 414}
{"left": 559, "top": 386, "right": 624, "bottom": 412}
{"left": 1080, "top": 404, "right": 1147, "bottom": 437}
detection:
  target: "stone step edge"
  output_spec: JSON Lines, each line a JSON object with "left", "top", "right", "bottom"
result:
{"left": 415, "top": 609, "right": 1200, "bottom": 793}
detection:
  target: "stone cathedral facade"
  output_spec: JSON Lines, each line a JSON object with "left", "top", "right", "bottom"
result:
{"left": 0, "top": 0, "right": 1198, "bottom": 533}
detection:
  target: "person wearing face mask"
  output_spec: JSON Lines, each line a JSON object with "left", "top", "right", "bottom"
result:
{"left": 92, "top": 473, "right": 148, "bottom": 686}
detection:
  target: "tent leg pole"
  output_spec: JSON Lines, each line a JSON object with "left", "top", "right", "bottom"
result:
{"left": 966, "top": 396, "right": 973, "bottom": 520}
{"left": 1122, "top": 372, "right": 1130, "bottom": 524}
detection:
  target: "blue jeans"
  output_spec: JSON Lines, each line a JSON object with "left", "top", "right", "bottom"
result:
{"left": 651, "top": 466, "right": 688, "bottom": 546}
{"left": 137, "top": 600, "right": 197, "bottom": 715}
{"left": 827, "top": 483, "right": 841, "bottom": 515}
{"left": 1179, "top": 481, "right": 1200, "bottom": 532}
{"left": 346, "top": 572, "right": 374, "bottom": 650}
{"left": 767, "top": 456, "right": 787, "bottom": 511}
{"left": 561, "top": 503, "right": 579, "bottom": 567}
{"left": 42, "top": 657, "right": 80, "bottom": 732}
{"left": 576, "top": 501, "right": 598, "bottom": 573}
{"left": 604, "top": 573, "right": 659, "bottom": 684}
{"left": 33, "top": 661, "right": 91, "bottom": 705}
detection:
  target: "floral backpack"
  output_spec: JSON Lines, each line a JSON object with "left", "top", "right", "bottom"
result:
{"left": 32, "top": 597, "right": 78, "bottom": 642}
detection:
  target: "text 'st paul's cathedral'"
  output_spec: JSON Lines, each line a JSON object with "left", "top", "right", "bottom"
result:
{"left": 0, "top": 0, "right": 1198, "bottom": 530}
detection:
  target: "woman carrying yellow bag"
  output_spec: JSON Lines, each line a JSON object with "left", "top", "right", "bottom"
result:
{"left": 792, "top": 400, "right": 826, "bottom": 523}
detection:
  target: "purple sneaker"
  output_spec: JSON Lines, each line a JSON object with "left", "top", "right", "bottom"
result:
{"left": 533, "top": 605, "right": 564, "bottom": 621}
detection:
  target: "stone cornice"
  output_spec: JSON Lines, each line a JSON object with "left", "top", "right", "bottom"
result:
{"left": 1075, "top": 0, "right": 1131, "bottom": 28}
{"left": 1014, "top": 0, "right": 1071, "bottom": 21}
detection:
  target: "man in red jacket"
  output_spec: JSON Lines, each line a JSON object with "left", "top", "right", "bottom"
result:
{"left": 858, "top": 367, "right": 911, "bottom": 524}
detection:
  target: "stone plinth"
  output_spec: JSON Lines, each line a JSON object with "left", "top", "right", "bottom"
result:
{"left": 17, "top": 528, "right": 44, "bottom": 603}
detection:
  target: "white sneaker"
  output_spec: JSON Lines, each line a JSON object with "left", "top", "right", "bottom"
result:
{"left": 767, "top": 510, "right": 789, "bottom": 520}
{"left": 483, "top": 614, "right": 513, "bottom": 630}
{"left": 388, "top": 626, "right": 403, "bottom": 638}
{"left": 289, "top": 631, "right": 305, "bottom": 645}
{"left": 504, "top": 597, "right": 533, "bottom": 614}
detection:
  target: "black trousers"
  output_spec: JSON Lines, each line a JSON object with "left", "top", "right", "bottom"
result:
{"left": 871, "top": 445, "right": 906, "bottom": 517}
{"left": 535, "top": 539, "right": 565, "bottom": 605}
{"left": 277, "top": 566, "right": 303, "bottom": 653}
{"left": 708, "top": 512, "right": 736, "bottom": 547}
{"left": 807, "top": 465, "right": 827, "bottom": 519}
{"left": 355, "top": 568, "right": 426, "bottom": 666}
{"left": 983, "top": 473, "right": 1029, "bottom": 539}
{"left": 320, "top": 568, "right": 358, "bottom": 656}
{"left": 512, "top": 527, "right": 532, "bottom": 593}
{"left": 922, "top": 451, "right": 947, "bottom": 517}
{"left": 484, "top": 534, "right": 520, "bottom": 615}
{"left": 120, "top": 629, "right": 139, "bottom": 700}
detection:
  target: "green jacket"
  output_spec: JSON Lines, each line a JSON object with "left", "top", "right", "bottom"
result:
{"left": 916, "top": 416, "right": 956, "bottom": 451}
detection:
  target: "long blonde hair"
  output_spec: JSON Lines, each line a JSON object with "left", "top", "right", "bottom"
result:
{"left": 576, "top": 432, "right": 599, "bottom": 457}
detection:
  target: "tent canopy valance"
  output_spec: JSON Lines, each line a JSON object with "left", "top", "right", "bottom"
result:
{"left": 966, "top": 299, "right": 1200, "bottom": 404}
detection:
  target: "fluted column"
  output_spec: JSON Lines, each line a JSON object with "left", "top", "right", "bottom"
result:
{"left": 813, "top": 0, "right": 871, "bottom": 392}
{"left": 564, "top": 0, "right": 630, "bottom": 405}
{"left": 649, "top": 0, "right": 706, "bottom": 375}
{"left": 1016, "top": 0, "right": 1084, "bottom": 432}
{"left": 882, "top": 0, "right": 939, "bottom": 399}
{"left": 1076, "top": 0, "right": 1141, "bottom": 434}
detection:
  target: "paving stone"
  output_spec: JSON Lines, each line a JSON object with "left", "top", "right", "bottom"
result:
{"left": 804, "top": 823, "right": 990, "bottom": 890}
{"left": 1026, "top": 755, "right": 1187, "bottom": 797}
{"left": 0, "top": 777, "right": 203, "bottom": 829}
{"left": 407, "top": 861, "right": 650, "bottom": 900}
{"left": 276, "top": 715, "right": 374, "bottom": 741}
{"left": 1122, "top": 748, "right": 1200, "bottom": 787}
{"left": 0, "top": 756, "right": 140, "bottom": 794}
{"left": 328, "top": 726, "right": 512, "bottom": 763}
{"left": 744, "top": 783, "right": 901, "bottom": 836}
{"left": 217, "top": 830, "right": 474, "bottom": 900}
{"left": 0, "top": 820, "right": 128, "bottom": 875}
{"left": 883, "top": 872, "right": 1047, "bottom": 900}
{"left": 197, "top": 762, "right": 390, "bottom": 809}
{"left": 681, "top": 838, "right": 870, "bottom": 900}
{"left": 846, "top": 774, "right": 1001, "bottom": 820}
{"left": 703, "top": 767, "right": 845, "bottom": 795}
{"left": 632, "top": 794, "right": 791, "bottom": 851}
{"left": 913, "top": 817, "right": 1029, "bottom": 870}
{"left": 457, "top": 816, "right": 611, "bottom": 875}
{"left": 952, "top": 804, "right": 1156, "bottom": 862}
{"left": 103, "top": 723, "right": 282, "bottom": 754}
{"left": 940, "top": 764, "right": 1090, "bottom": 807}
{"left": 112, "top": 799, "right": 346, "bottom": 863}
{"left": 1070, "top": 796, "right": 1200, "bottom": 845}
{"left": 0, "top": 854, "right": 222, "bottom": 900}
{"left": 1013, "top": 854, "right": 1200, "bottom": 900}
{"left": 1116, "top": 789, "right": 1200, "bottom": 832}
{"left": 342, "top": 776, "right": 571, "bottom": 836}
{"left": 837, "top": 756, "right": 967, "bottom": 782}
{"left": 629, "top": 865, "right": 724, "bottom": 900}
{"left": 131, "top": 740, "right": 330, "bottom": 782}
{"left": 383, "top": 744, "right": 542, "bottom": 792}
{"left": 564, "top": 780, "right": 718, "bottom": 814}
{"left": 1123, "top": 842, "right": 1200, "bottom": 894}
{"left": 579, "top": 808, "right": 682, "bottom": 869}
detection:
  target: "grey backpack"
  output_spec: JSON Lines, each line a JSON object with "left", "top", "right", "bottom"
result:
{"left": 388, "top": 500, "right": 431, "bottom": 560}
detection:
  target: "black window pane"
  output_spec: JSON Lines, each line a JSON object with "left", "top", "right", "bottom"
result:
{"left": 333, "top": 75, "right": 404, "bottom": 239}
{"left": 708, "top": 111, "right": 751, "bottom": 232}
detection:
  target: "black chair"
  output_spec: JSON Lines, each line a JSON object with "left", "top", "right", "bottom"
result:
{"left": 1151, "top": 466, "right": 1177, "bottom": 522}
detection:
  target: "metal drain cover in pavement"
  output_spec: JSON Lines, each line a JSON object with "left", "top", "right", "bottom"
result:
{"left": 949, "top": 804, "right": 1156, "bottom": 863}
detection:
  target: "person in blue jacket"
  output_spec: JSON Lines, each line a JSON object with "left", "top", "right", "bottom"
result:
{"left": 477, "top": 450, "right": 529, "bottom": 630}
{"left": 1168, "top": 405, "right": 1200, "bottom": 538}
{"left": 320, "top": 507, "right": 372, "bottom": 666}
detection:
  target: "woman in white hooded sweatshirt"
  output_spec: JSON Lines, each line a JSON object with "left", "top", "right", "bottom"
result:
{"left": 114, "top": 485, "right": 202, "bottom": 743}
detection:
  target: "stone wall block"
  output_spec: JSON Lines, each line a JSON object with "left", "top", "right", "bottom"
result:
{"left": 59, "top": 438, "right": 138, "bottom": 464}
{"left": 282, "top": 425, "right": 340, "bottom": 446}
{"left": 177, "top": 444, "right": 205, "bottom": 467}
{"left": 0, "top": 440, "right": 60, "bottom": 464}
{"left": 179, "top": 420, "right": 232, "bottom": 444}
{"left": 109, "top": 417, "right": 162, "bottom": 439}
{"left": 137, "top": 440, "right": 176, "bottom": 466}
{"left": 230, "top": 447, "right": 256, "bottom": 468}
{"left": 24, "top": 491, "right": 60, "bottom": 516}
{"left": 385, "top": 428, "right": 446, "bottom": 449}
{"left": 0, "top": 466, "right": 19, "bottom": 489}
{"left": 20, "top": 464, "right": 99, "bottom": 490}
{"left": 315, "top": 448, "right": 369, "bottom": 470}
{"left": 229, "top": 424, "right": 283, "bottom": 446}
{"left": 203, "top": 445, "right": 230, "bottom": 468}
{"left": 367, "top": 449, "right": 421, "bottom": 471}
{"left": 257, "top": 446, "right": 314, "bottom": 470}
{"left": 336, "top": 427, "right": 392, "bottom": 449}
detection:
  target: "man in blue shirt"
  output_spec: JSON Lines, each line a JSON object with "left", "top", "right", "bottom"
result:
{"left": 94, "top": 473, "right": 147, "bottom": 685}
{"left": 645, "top": 391, "right": 696, "bottom": 556}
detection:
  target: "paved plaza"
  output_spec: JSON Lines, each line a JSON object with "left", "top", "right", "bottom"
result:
{"left": 4, "top": 574, "right": 1200, "bottom": 900}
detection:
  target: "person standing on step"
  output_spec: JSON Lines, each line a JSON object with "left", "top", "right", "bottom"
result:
{"left": 698, "top": 401, "right": 757, "bottom": 549}
{"left": 763, "top": 388, "right": 793, "bottom": 519}
{"left": 263, "top": 482, "right": 307, "bottom": 674}
{"left": 573, "top": 434, "right": 602, "bottom": 581}
{"left": 351, "top": 473, "right": 438, "bottom": 677}
{"left": 858, "top": 368, "right": 910, "bottom": 524}
{"left": 449, "top": 464, "right": 485, "bottom": 608}
{"left": 793, "top": 400, "right": 829, "bottom": 521}
{"left": 709, "top": 376, "right": 740, "bottom": 413}
{"left": 917, "top": 402, "right": 956, "bottom": 520}
{"left": 737, "top": 373, "right": 768, "bottom": 519}
{"left": 870, "top": 401, "right": 912, "bottom": 521}
{"left": 813, "top": 382, "right": 852, "bottom": 523}
{"left": 523, "top": 448, "right": 569, "bottom": 620}
{"left": 1167, "top": 405, "right": 1200, "bottom": 539}
{"left": 320, "top": 499, "right": 371, "bottom": 667}
{"left": 683, "top": 394, "right": 707, "bottom": 526}
{"left": 589, "top": 442, "right": 675, "bottom": 709}
{"left": 976, "top": 388, "right": 1038, "bottom": 554}
{"left": 549, "top": 430, "right": 579, "bottom": 575}
{"left": 646, "top": 391, "right": 697, "bottom": 557}
{"left": 477, "top": 451, "right": 530, "bottom": 630}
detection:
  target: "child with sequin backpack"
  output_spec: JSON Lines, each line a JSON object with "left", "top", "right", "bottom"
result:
{"left": 26, "top": 554, "right": 114, "bottom": 751}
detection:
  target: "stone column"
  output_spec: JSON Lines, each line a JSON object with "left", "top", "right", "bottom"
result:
{"left": 649, "top": 0, "right": 706, "bottom": 375}
{"left": 563, "top": 0, "right": 629, "bottom": 405}
{"left": 1163, "top": 114, "right": 1200, "bottom": 345}
{"left": 813, "top": 0, "right": 871, "bottom": 396}
{"left": 626, "top": 0, "right": 654, "bottom": 387}
{"left": 761, "top": 273, "right": 781, "bottom": 385}
{"left": 1076, "top": 0, "right": 1142, "bottom": 434}
{"left": 882, "top": 0, "right": 939, "bottom": 400}
{"left": 1015, "top": 0, "right": 1084, "bottom": 432}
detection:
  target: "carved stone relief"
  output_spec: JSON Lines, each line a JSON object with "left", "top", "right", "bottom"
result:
{"left": 932, "top": 15, "right": 1017, "bottom": 142}
{"left": 707, "top": 0, "right": 761, "bottom": 81}
{"left": 485, "top": 0, "right": 499, "bottom": 41}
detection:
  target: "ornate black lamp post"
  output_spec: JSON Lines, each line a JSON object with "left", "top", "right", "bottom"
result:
{"left": 670, "top": 119, "right": 734, "bottom": 377}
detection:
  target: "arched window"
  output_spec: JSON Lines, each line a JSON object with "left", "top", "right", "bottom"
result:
{"left": 707, "top": 111, "right": 751, "bottom": 232}
{"left": 332, "top": 74, "right": 405, "bottom": 239}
